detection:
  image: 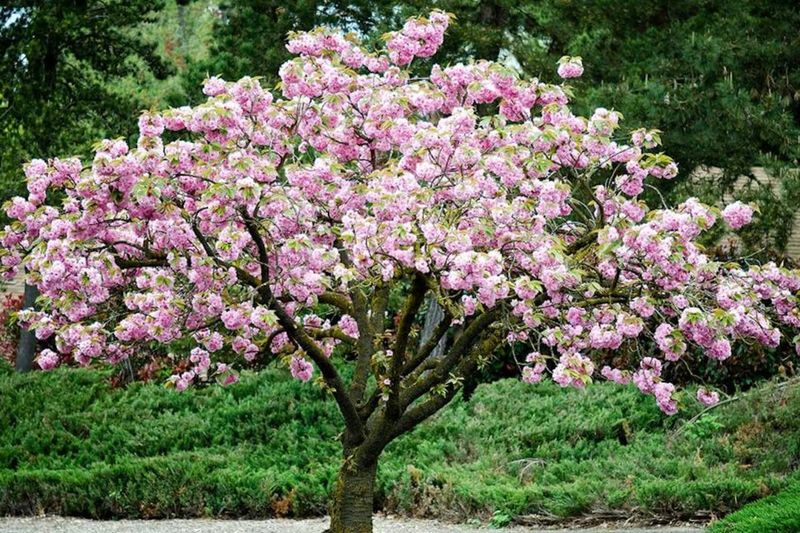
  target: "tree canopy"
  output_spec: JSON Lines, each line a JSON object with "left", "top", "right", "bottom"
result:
{"left": 198, "top": 0, "right": 800, "bottom": 180}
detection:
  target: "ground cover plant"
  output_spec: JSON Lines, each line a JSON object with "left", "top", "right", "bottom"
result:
{"left": 1, "top": 363, "right": 800, "bottom": 525}
{"left": 4, "top": 10, "right": 800, "bottom": 533}
{"left": 709, "top": 478, "right": 800, "bottom": 532}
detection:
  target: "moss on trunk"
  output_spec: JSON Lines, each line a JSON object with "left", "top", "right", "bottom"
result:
{"left": 328, "top": 457, "right": 377, "bottom": 533}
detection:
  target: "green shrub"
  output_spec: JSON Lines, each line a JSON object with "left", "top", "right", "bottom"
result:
{"left": 1, "top": 360, "right": 799, "bottom": 522}
{"left": 709, "top": 477, "right": 800, "bottom": 532}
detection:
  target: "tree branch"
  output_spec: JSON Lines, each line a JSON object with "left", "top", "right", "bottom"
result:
{"left": 401, "top": 307, "right": 501, "bottom": 409}
{"left": 349, "top": 284, "right": 389, "bottom": 406}
{"left": 387, "top": 274, "right": 427, "bottom": 419}
{"left": 357, "top": 330, "right": 503, "bottom": 465}
{"left": 262, "top": 284, "right": 366, "bottom": 442}
{"left": 318, "top": 291, "right": 353, "bottom": 314}
{"left": 307, "top": 326, "right": 358, "bottom": 345}
{"left": 402, "top": 307, "right": 453, "bottom": 377}
{"left": 190, "top": 221, "right": 260, "bottom": 287}
{"left": 331, "top": 237, "right": 375, "bottom": 407}
{"left": 113, "top": 256, "right": 167, "bottom": 269}
{"left": 391, "top": 331, "right": 503, "bottom": 440}
{"left": 239, "top": 208, "right": 269, "bottom": 283}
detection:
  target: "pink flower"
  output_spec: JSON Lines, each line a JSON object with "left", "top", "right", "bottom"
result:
{"left": 522, "top": 354, "right": 547, "bottom": 384}
{"left": 138, "top": 112, "right": 164, "bottom": 138}
{"left": 203, "top": 332, "right": 224, "bottom": 352}
{"left": 189, "top": 347, "right": 211, "bottom": 372}
{"left": 654, "top": 323, "right": 686, "bottom": 361}
{"left": 203, "top": 76, "right": 227, "bottom": 96}
{"left": 37, "top": 349, "right": 59, "bottom": 371}
{"left": 557, "top": 56, "right": 583, "bottom": 78}
{"left": 552, "top": 353, "right": 594, "bottom": 389}
{"left": 630, "top": 297, "right": 655, "bottom": 318}
{"left": 722, "top": 201, "right": 754, "bottom": 230}
{"left": 221, "top": 307, "right": 249, "bottom": 330}
{"left": 633, "top": 357, "right": 662, "bottom": 394}
{"left": 654, "top": 382, "right": 678, "bottom": 415}
{"left": 173, "top": 370, "right": 195, "bottom": 392}
{"left": 707, "top": 338, "right": 732, "bottom": 361}
{"left": 601, "top": 365, "right": 630, "bottom": 384}
{"left": 338, "top": 314, "right": 359, "bottom": 339}
{"left": 290, "top": 356, "right": 314, "bottom": 382}
{"left": 696, "top": 387, "right": 720, "bottom": 407}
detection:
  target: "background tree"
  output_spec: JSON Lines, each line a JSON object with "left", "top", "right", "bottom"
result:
{"left": 0, "top": 0, "right": 168, "bottom": 370}
{"left": 3, "top": 13, "right": 800, "bottom": 532}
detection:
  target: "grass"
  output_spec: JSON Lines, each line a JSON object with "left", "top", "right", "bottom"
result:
{"left": 1, "top": 360, "right": 799, "bottom": 523}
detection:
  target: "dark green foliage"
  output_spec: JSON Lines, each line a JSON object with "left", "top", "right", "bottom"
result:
{"left": 1, "top": 360, "right": 799, "bottom": 522}
{"left": 185, "top": 0, "right": 317, "bottom": 91}
{"left": 0, "top": 362, "right": 341, "bottom": 517}
{"left": 0, "top": 1, "right": 168, "bottom": 208}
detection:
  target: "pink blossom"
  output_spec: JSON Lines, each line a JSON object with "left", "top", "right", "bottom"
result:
{"left": 654, "top": 382, "right": 678, "bottom": 415}
{"left": 557, "top": 56, "right": 584, "bottom": 78}
{"left": 633, "top": 357, "right": 662, "bottom": 394}
{"left": 37, "top": 349, "right": 59, "bottom": 371}
{"left": 203, "top": 76, "right": 228, "bottom": 96}
{"left": 630, "top": 297, "right": 655, "bottom": 318}
{"left": 338, "top": 315, "right": 359, "bottom": 339}
{"left": 522, "top": 364, "right": 546, "bottom": 384}
{"left": 601, "top": 365, "right": 630, "bottom": 384}
{"left": 290, "top": 356, "right": 314, "bottom": 382}
{"left": 203, "top": 332, "right": 224, "bottom": 352}
{"left": 722, "top": 201, "right": 754, "bottom": 230}
{"left": 696, "top": 387, "right": 720, "bottom": 407}
{"left": 221, "top": 307, "right": 249, "bottom": 330}
{"left": 552, "top": 353, "right": 594, "bottom": 389}
{"left": 138, "top": 112, "right": 165, "bottom": 138}
{"left": 706, "top": 338, "right": 732, "bottom": 361}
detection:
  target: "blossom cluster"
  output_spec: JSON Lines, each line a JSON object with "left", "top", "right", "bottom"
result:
{"left": 0, "top": 11, "right": 795, "bottom": 415}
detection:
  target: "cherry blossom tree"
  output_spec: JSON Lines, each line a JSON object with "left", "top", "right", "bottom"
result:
{"left": 2, "top": 11, "right": 799, "bottom": 532}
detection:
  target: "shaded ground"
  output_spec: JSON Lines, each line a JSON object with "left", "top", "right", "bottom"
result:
{"left": 0, "top": 517, "right": 705, "bottom": 532}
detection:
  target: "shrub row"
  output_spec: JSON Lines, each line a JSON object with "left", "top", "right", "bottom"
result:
{"left": 1, "top": 361, "right": 799, "bottom": 523}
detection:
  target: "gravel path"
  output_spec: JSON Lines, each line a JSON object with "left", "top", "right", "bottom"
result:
{"left": 0, "top": 517, "right": 705, "bottom": 532}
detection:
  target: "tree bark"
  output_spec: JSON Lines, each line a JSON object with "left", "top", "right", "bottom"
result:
{"left": 15, "top": 283, "right": 38, "bottom": 372}
{"left": 328, "top": 456, "right": 377, "bottom": 533}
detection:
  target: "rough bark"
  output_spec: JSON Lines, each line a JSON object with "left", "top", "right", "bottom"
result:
{"left": 328, "top": 456, "right": 377, "bottom": 533}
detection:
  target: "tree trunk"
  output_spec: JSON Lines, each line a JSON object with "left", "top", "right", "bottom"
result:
{"left": 329, "top": 457, "right": 377, "bottom": 533}
{"left": 15, "top": 283, "right": 38, "bottom": 372}
{"left": 420, "top": 295, "right": 447, "bottom": 358}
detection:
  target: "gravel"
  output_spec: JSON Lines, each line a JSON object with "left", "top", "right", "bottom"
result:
{"left": 0, "top": 517, "right": 705, "bottom": 533}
